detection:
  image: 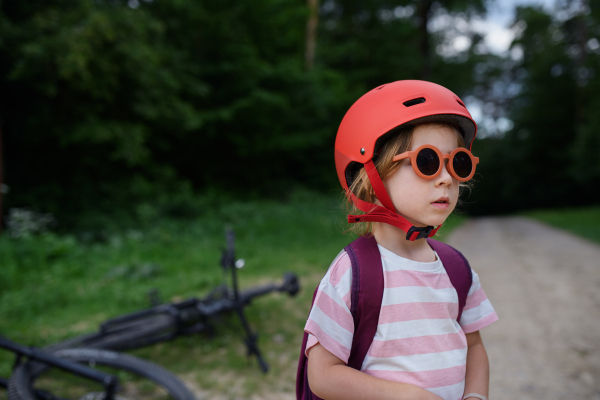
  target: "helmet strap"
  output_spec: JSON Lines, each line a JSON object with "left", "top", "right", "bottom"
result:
{"left": 364, "top": 160, "right": 396, "bottom": 211}
{"left": 347, "top": 160, "right": 441, "bottom": 241}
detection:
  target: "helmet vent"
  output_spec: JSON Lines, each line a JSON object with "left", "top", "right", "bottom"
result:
{"left": 403, "top": 97, "right": 426, "bottom": 107}
{"left": 456, "top": 99, "right": 466, "bottom": 108}
{"left": 376, "top": 85, "right": 386, "bottom": 90}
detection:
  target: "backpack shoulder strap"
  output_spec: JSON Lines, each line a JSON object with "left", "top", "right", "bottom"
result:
{"left": 426, "top": 238, "right": 473, "bottom": 323}
{"left": 296, "top": 236, "right": 384, "bottom": 400}
{"left": 344, "top": 235, "right": 384, "bottom": 370}
{"left": 296, "top": 286, "right": 322, "bottom": 400}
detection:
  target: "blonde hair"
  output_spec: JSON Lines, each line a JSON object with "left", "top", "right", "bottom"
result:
{"left": 345, "top": 123, "right": 466, "bottom": 236}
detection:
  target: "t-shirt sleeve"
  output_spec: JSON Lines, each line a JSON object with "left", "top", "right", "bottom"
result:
{"left": 459, "top": 268, "right": 499, "bottom": 333}
{"left": 304, "top": 250, "right": 354, "bottom": 364}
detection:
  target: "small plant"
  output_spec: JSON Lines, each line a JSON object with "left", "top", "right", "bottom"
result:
{"left": 5, "top": 208, "right": 57, "bottom": 238}
{"left": 105, "top": 263, "right": 162, "bottom": 281}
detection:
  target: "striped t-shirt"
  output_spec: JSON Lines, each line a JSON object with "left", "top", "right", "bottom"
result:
{"left": 304, "top": 244, "right": 498, "bottom": 400}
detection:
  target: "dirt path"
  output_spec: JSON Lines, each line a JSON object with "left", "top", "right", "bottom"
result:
{"left": 183, "top": 216, "right": 600, "bottom": 399}
{"left": 446, "top": 216, "right": 600, "bottom": 400}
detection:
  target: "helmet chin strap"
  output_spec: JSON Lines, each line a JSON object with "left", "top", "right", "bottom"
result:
{"left": 347, "top": 160, "right": 441, "bottom": 241}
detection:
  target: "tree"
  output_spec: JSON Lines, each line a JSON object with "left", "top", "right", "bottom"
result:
{"left": 306, "top": 0, "right": 320, "bottom": 70}
{"left": 0, "top": 0, "right": 501, "bottom": 227}
{"left": 467, "top": 2, "right": 600, "bottom": 214}
{"left": 315, "top": 0, "right": 486, "bottom": 93}
{"left": 0, "top": 0, "right": 349, "bottom": 227}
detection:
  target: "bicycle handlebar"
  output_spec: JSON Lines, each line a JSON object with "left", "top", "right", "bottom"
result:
{"left": 239, "top": 283, "right": 279, "bottom": 303}
{"left": 199, "top": 273, "right": 299, "bottom": 313}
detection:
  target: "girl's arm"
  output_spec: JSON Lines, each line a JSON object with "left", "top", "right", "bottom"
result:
{"left": 462, "top": 331, "right": 489, "bottom": 399}
{"left": 308, "top": 344, "right": 443, "bottom": 400}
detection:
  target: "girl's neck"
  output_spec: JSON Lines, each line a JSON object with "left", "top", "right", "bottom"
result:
{"left": 372, "top": 222, "right": 437, "bottom": 263}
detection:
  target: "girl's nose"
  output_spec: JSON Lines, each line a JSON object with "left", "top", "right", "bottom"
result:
{"left": 436, "top": 160, "right": 453, "bottom": 187}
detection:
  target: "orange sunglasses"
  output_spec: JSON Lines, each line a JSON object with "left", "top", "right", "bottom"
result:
{"left": 392, "top": 144, "right": 479, "bottom": 182}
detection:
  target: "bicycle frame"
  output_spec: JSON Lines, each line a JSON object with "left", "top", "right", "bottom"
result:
{"left": 101, "top": 229, "right": 279, "bottom": 371}
{"left": 0, "top": 336, "right": 118, "bottom": 400}
{"left": 46, "top": 228, "right": 300, "bottom": 374}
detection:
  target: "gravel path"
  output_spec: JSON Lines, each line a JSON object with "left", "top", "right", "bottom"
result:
{"left": 446, "top": 216, "right": 600, "bottom": 400}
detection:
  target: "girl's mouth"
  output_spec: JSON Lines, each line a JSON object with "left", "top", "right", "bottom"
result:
{"left": 432, "top": 197, "right": 449, "bottom": 209}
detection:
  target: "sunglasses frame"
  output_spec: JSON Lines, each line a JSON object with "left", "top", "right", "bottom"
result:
{"left": 392, "top": 144, "right": 479, "bottom": 182}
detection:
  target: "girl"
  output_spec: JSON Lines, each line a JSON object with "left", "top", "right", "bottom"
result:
{"left": 302, "top": 81, "right": 498, "bottom": 400}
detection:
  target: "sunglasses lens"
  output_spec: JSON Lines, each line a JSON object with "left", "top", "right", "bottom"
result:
{"left": 416, "top": 148, "right": 440, "bottom": 176}
{"left": 453, "top": 150, "right": 473, "bottom": 179}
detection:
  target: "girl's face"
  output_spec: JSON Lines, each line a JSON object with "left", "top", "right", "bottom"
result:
{"left": 383, "top": 123, "right": 460, "bottom": 228}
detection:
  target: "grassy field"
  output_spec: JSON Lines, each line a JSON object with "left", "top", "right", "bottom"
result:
{"left": 0, "top": 193, "right": 465, "bottom": 399}
{"left": 523, "top": 206, "right": 600, "bottom": 244}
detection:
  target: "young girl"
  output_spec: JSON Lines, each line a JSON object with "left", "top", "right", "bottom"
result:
{"left": 303, "top": 80, "right": 498, "bottom": 400}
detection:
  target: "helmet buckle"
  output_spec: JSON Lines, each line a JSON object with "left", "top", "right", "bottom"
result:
{"left": 406, "top": 225, "right": 434, "bottom": 241}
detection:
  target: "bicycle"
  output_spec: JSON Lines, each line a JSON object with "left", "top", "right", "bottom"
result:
{"left": 0, "top": 335, "right": 196, "bottom": 400}
{"left": 47, "top": 229, "right": 300, "bottom": 373}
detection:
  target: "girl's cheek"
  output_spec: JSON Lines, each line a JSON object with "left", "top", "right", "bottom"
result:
{"left": 450, "top": 186, "right": 460, "bottom": 204}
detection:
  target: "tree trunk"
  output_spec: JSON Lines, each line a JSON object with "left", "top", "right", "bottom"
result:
{"left": 305, "top": 0, "right": 319, "bottom": 70}
{"left": 0, "top": 124, "right": 3, "bottom": 234}
{"left": 417, "top": 0, "right": 433, "bottom": 80}
{"left": 574, "top": 8, "right": 587, "bottom": 129}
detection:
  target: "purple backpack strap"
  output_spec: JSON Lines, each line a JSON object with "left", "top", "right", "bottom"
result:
{"left": 296, "top": 235, "right": 384, "bottom": 400}
{"left": 296, "top": 287, "right": 323, "bottom": 400}
{"left": 344, "top": 235, "right": 384, "bottom": 370}
{"left": 426, "top": 238, "right": 473, "bottom": 323}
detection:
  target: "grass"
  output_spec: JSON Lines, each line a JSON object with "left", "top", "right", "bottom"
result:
{"left": 0, "top": 192, "right": 466, "bottom": 399}
{"left": 522, "top": 206, "right": 600, "bottom": 244}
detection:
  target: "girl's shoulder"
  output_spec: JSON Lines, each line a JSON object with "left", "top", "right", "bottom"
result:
{"left": 315, "top": 249, "right": 354, "bottom": 310}
{"left": 322, "top": 248, "right": 352, "bottom": 288}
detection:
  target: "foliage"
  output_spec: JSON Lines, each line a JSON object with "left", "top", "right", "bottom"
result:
{"left": 5, "top": 1, "right": 597, "bottom": 222}
{"left": 0, "top": 0, "right": 491, "bottom": 227}
{"left": 0, "top": 0, "right": 347, "bottom": 225}
{"left": 5, "top": 207, "right": 56, "bottom": 237}
{"left": 317, "top": 0, "right": 486, "bottom": 94}
{"left": 468, "top": 2, "right": 600, "bottom": 215}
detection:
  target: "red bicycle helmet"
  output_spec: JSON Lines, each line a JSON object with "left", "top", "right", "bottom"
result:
{"left": 335, "top": 80, "right": 477, "bottom": 240}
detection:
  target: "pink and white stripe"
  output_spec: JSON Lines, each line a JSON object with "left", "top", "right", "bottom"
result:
{"left": 304, "top": 244, "right": 498, "bottom": 400}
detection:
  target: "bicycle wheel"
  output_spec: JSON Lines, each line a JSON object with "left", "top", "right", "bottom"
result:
{"left": 8, "top": 348, "right": 196, "bottom": 400}
{"left": 46, "top": 314, "right": 178, "bottom": 353}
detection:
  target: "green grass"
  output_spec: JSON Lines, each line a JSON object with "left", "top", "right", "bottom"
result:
{"left": 0, "top": 192, "right": 466, "bottom": 398}
{"left": 523, "top": 206, "right": 600, "bottom": 244}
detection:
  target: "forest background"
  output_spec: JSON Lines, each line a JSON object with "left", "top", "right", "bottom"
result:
{"left": 2, "top": 1, "right": 600, "bottom": 396}
{"left": 0, "top": 0, "right": 599, "bottom": 231}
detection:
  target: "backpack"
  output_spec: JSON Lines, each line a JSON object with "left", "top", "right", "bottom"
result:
{"left": 296, "top": 235, "right": 473, "bottom": 400}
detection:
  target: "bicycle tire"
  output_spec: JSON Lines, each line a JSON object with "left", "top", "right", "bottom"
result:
{"left": 46, "top": 314, "right": 178, "bottom": 353}
{"left": 8, "top": 348, "right": 196, "bottom": 400}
